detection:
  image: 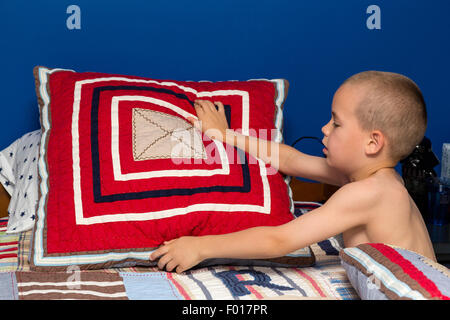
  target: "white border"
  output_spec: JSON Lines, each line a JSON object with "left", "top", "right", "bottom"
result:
{"left": 110, "top": 95, "right": 229, "bottom": 181}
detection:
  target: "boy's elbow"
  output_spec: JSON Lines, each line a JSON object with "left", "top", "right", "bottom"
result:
{"left": 264, "top": 227, "right": 294, "bottom": 258}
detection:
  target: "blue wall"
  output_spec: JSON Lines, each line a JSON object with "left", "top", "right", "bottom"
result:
{"left": 1, "top": 0, "right": 449, "bottom": 175}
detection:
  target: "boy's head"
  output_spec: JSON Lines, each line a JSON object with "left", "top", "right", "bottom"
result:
{"left": 322, "top": 71, "right": 427, "bottom": 175}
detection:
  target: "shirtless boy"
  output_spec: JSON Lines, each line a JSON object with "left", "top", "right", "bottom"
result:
{"left": 150, "top": 71, "right": 437, "bottom": 273}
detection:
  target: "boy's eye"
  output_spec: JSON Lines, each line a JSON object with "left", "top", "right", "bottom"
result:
{"left": 332, "top": 122, "right": 339, "bottom": 127}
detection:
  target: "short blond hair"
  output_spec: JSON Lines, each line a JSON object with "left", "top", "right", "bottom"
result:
{"left": 342, "top": 71, "right": 427, "bottom": 162}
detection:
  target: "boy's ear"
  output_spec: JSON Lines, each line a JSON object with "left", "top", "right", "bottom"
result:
{"left": 365, "top": 130, "right": 385, "bottom": 155}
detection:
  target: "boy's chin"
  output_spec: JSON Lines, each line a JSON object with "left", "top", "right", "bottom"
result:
{"left": 325, "top": 156, "right": 338, "bottom": 169}
{"left": 326, "top": 157, "right": 345, "bottom": 171}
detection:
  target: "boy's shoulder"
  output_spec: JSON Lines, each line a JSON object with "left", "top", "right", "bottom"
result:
{"left": 327, "top": 178, "right": 379, "bottom": 209}
{"left": 317, "top": 179, "right": 381, "bottom": 228}
{"left": 326, "top": 170, "right": 405, "bottom": 213}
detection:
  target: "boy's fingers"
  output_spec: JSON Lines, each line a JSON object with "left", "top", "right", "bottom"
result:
{"left": 206, "top": 100, "right": 217, "bottom": 113}
{"left": 149, "top": 249, "right": 159, "bottom": 261}
{"left": 165, "top": 260, "right": 178, "bottom": 272}
{"left": 193, "top": 106, "right": 203, "bottom": 115}
{"left": 196, "top": 100, "right": 216, "bottom": 113}
{"left": 150, "top": 245, "right": 167, "bottom": 261}
{"left": 194, "top": 100, "right": 206, "bottom": 110}
{"left": 195, "top": 99, "right": 209, "bottom": 105}
{"left": 157, "top": 254, "right": 172, "bottom": 270}
{"left": 187, "top": 117, "right": 199, "bottom": 125}
{"left": 187, "top": 117, "right": 197, "bottom": 127}
{"left": 188, "top": 118, "right": 202, "bottom": 131}
{"left": 176, "top": 265, "right": 185, "bottom": 274}
{"left": 193, "top": 101, "right": 204, "bottom": 112}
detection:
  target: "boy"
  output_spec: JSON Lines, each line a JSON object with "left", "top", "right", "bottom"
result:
{"left": 150, "top": 71, "right": 437, "bottom": 273}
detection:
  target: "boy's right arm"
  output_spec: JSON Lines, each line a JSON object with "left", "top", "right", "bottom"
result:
{"left": 277, "top": 144, "right": 348, "bottom": 186}
{"left": 190, "top": 100, "right": 347, "bottom": 187}
{"left": 226, "top": 131, "right": 346, "bottom": 186}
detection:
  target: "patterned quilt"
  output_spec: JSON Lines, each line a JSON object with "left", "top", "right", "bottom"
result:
{"left": 0, "top": 202, "right": 359, "bottom": 300}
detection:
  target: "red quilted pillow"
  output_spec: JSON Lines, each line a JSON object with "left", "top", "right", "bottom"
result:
{"left": 30, "top": 66, "right": 298, "bottom": 270}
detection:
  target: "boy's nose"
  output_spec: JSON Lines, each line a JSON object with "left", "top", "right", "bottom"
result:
{"left": 321, "top": 122, "right": 329, "bottom": 137}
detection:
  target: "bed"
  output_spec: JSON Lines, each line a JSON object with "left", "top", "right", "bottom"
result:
{"left": 0, "top": 66, "right": 448, "bottom": 301}
{"left": 0, "top": 196, "right": 357, "bottom": 300}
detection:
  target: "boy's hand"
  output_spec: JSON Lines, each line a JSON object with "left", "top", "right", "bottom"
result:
{"left": 187, "top": 100, "right": 230, "bottom": 142}
{"left": 149, "top": 236, "right": 203, "bottom": 273}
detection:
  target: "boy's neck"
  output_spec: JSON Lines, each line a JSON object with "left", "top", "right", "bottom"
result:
{"left": 347, "top": 161, "right": 398, "bottom": 182}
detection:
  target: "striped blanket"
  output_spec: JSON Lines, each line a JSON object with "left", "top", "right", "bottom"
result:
{"left": 0, "top": 202, "right": 359, "bottom": 300}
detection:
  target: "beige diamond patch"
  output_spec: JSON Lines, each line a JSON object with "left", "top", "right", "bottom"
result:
{"left": 132, "top": 108, "right": 206, "bottom": 161}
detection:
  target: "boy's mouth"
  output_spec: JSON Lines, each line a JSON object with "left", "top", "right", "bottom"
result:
{"left": 322, "top": 139, "right": 328, "bottom": 155}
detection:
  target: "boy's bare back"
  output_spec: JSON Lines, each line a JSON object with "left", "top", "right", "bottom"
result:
{"left": 337, "top": 167, "right": 436, "bottom": 261}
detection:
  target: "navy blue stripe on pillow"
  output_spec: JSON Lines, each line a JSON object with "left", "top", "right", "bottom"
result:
{"left": 90, "top": 85, "right": 251, "bottom": 203}
{"left": 316, "top": 239, "right": 340, "bottom": 256}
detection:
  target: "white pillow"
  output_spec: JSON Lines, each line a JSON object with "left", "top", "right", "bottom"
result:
{"left": 0, "top": 130, "right": 40, "bottom": 233}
